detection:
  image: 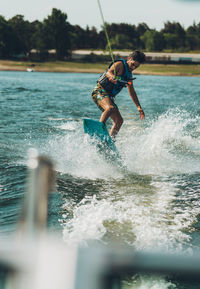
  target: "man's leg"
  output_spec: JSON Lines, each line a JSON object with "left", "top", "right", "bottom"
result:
{"left": 99, "top": 97, "right": 116, "bottom": 124}
{"left": 109, "top": 110, "right": 123, "bottom": 138}
{"left": 99, "top": 97, "right": 123, "bottom": 138}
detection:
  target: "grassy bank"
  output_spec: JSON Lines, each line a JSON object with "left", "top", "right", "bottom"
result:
{"left": 0, "top": 60, "right": 200, "bottom": 76}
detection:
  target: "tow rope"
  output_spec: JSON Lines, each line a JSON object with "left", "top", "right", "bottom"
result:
{"left": 97, "top": 0, "right": 116, "bottom": 77}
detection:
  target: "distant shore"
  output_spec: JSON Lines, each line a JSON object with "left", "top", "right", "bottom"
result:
{"left": 0, "top": 60, "right": 200, "bottom": 77}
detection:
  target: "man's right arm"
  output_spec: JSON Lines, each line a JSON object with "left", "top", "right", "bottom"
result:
{"left": 106, "top": 62, "right": 123, "bottom": 84}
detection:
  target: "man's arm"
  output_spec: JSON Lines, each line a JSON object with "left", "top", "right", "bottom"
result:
{"left": 127, "top": 83, "right": 145, "bottom": 119}
{"left": 106, "top": 61, "right": 124, "bottom": 84}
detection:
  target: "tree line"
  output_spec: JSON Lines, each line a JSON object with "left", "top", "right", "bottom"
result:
{"left": 0, "top": 8, "right": 200, "bottom": 61}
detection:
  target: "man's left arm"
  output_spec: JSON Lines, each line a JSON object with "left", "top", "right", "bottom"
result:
{"left": 127, "top": 83, "right": 145, "bottom": 119}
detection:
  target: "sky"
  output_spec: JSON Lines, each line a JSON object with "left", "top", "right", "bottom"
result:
{"left": 1, "top": 0, "right": 200, "bottom": 30}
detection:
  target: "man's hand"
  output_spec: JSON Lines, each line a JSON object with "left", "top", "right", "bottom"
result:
{"left": 110, "top": 77, "right": 118, "bottom": 84}
{"left": 139, "top": 109, "right": 145, "bottom": 119}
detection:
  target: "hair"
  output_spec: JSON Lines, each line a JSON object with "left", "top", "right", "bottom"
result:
{"left": 129, "top": 50, "right": 146, "bottom": 64}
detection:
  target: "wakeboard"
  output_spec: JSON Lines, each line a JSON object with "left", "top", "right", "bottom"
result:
{"left": 83, "top": 118, "right": 122, "bottom": 165}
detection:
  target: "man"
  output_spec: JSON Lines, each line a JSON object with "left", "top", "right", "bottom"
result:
{"left": 91, "top": 50, "right": 146, "bottom": 139}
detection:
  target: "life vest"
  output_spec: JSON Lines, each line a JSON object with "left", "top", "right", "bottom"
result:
{"left": 97, "top": 59, "right": 132, "bottom": 97}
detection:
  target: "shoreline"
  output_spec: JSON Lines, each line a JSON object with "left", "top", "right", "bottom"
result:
{"left": 0, "top": 60, "right": 200, "bottom": 77}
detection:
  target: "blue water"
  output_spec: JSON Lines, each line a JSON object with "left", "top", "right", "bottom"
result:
{"left": 0, "top": 71, "right": 200, "bottom": 288}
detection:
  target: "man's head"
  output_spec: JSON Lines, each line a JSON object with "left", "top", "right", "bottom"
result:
{"left": 127, "top": 50, "right": 146, "bottom": 71}
{"left": 129, "top": 51, "right": 146, "bottom": 64}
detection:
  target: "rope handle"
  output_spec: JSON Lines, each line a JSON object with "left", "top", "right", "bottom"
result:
{"left": 116, "top": 77, "right": 137, "bottom": 85}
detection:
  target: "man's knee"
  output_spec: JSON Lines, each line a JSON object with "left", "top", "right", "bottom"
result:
{"left": 105, "top": 105, "right": 115, "bottom": 115}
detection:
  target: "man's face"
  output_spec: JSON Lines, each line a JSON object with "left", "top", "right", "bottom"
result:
{"left": 127, "top": 57, "right": 140, "bottom": 71}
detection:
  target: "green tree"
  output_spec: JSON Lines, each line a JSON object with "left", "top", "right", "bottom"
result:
{"left": 43, "top": 8, "right": 71, "bottom": 59}
{"left": 161, "top": 21, "right": 186, "bottom": 50}
{"left": 31, "top": 21, "right": 48, "bottom": 51}
{"left": 8, "top": 15, "right": 32, "bottom": 55}
{"left": 185, "top": 22, "right": 200, "bottom": 50}
{"left": 30, "top": 21, "right": 49, "bottom": 60}
{"left": 86, "top": 26, "right": 100, "bottom": 49}
{"left": 164, "top": 33, "right": 179, "bottom": 50}
{"left": 109, "top": 34, "right": 133, "bottom": 49}
{"left": 98, "top": 23, "right": 138, "bottom": 50}
{"left": 69, "top": 24, "right": 87, "bottom": 49}
{"left": 141, "top": 30, "right": 165, "bottom": 51}
{"left": 0, "top": 15, "right": 16, "bottom": 58}
{"left": 98, "top": 29, "right": 107, "bottom": 49}
{"left": 136, "top": 23, "right": 150, "bottom": 49}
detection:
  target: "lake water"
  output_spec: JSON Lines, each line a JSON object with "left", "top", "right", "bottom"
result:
{"left": 0, "top": 70, "right": 200, "bottom": 288}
